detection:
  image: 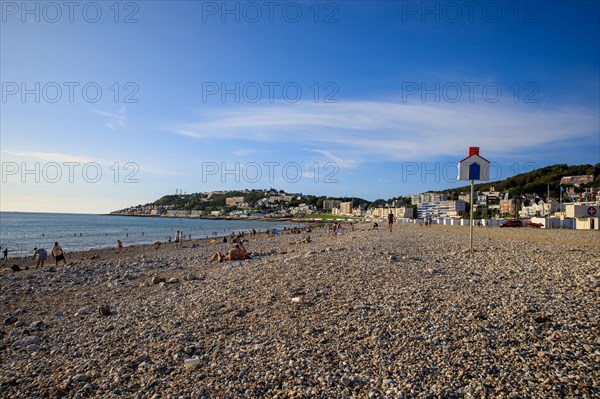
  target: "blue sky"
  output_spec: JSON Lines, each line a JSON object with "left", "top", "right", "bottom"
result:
{"left": 1, "top": 1, "right": 599, "bottom": 213}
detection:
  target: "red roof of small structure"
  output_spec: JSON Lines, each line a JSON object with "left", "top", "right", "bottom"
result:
{"left": 459, "top": 147, "right": 489, "bottom": 163}
{"left": 459, "top": 153, "right": 490, "bottom": 163}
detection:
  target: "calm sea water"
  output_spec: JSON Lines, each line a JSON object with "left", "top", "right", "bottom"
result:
{"left": 0, "top": 212, "right": 299, "bottom": 257}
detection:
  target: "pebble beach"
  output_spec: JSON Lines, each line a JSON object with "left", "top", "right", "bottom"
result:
{"left": 1, "top": 223, "right": 598, "bottom": 398}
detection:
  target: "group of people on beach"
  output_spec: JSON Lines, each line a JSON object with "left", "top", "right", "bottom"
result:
{"left": 326, "top": 221, "right": 358, "bottom": 236}
{"left": 31, "top": 242, "right": 67, "bottom": 268}
{"left": 9, "top": 225, "right": 321, "bottom": 269}
{"left": 208, "top": 226, "right": 309, "bottom": 263}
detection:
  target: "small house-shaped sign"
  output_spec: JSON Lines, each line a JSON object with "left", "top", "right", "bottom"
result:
{"left": 458, "top": 147, "right": 490, "bottom": 181}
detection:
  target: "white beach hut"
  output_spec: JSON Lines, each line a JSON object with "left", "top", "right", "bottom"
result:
{"left": 457, "top": 147, "right": 490, "bottom": 181}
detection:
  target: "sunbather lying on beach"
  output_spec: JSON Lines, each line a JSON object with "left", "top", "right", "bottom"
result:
{"left": 290, "top": 236, "right": 311, "bottom": 245}
{"left": 210, "top": 243, "right": 251, "bottom": 262}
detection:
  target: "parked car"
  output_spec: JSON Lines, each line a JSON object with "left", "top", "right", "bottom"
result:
{"left": 500, "top": 220, "right": 523, "bottom": 227}
{"left": 525, "top": 221, "right": 544, "bottom": 228}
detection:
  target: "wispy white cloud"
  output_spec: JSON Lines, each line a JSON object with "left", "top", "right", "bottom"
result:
{"left": 93, "top": 105, "right": 127, "bottom": 130}
{"left": 169, "top": 101, "right": 598, "bottom": 164}
{"left": 231, "top": 148, "right": 263, "bottom": 157}
{"left": 309, "top": 149, "right": 362, "bottom": 169}
{"left": 2, "top": 150, "right": 179, "bottom": 177}
{"left": 4, "top": 151, "right": 96, "bottom": 163}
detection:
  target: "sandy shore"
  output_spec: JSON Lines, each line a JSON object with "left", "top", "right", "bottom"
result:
{"left": 1, "top": 223, "right": 598, "bottom": 398}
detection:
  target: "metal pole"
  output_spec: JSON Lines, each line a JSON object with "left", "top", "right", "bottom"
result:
{"left": 560, "top": 186, "right": 563, "bottom": 213}
{"left": 547, "top": 184, "right": 550, "bottom": 228}
{"left": 470, "top": 179, "right": 474, "bottom": 256}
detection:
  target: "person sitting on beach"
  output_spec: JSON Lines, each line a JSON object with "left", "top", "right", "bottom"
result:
{"left": 210, "top": 243, "right": 251, "bottom": 262}
{"left": 52, "top": 242, "right": 67, "bottom": 266}
{"left": 32, "top": 247, "right": 48, "bottom": 268}
{"left": 89, "top": 253, "right": 100, "bottom": 260}
{"left": 370, "top": 222, "right": 379, "bottom": 230}
{"left": 326, "top": 224, "right": 333, "bottom": 237}
{"left": 290, "top": 235, "right": 311, "bottom": 245}
{"left": 154, "top": 241, "right": 161, "bottom": 249}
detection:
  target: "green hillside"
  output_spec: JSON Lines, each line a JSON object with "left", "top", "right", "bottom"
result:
{"left": 115, "top": 164, "right": 598, "bottom": 214}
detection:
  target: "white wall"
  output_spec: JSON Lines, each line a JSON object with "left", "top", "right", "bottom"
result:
{"left": 575, "top": 217, "right": 599, "bottom": 230}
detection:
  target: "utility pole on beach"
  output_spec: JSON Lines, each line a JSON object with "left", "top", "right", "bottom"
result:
{"left": 458, "top": 147, "right": 490, "bottom": 257}
{"left": 547, "top": 184, "right": 550, "bottom": 228}
{"left": 470, "top": 178, "right": 474, "bottom": 252}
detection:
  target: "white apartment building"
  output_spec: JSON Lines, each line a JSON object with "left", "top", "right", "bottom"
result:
{"left": 418, "top": 200, "right": 466, "bottom": 219}
{"left": 411, "top": 192, "right": 448, "bottom": 207}
{"left": 370, "top": 207, "right": 413, "bottom": 219}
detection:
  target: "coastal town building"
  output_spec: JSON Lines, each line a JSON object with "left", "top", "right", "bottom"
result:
{"left": 340, "top": 202, "right": 353, "bottom": 215}
{"left": 369, "top": 207, "right": 413, "bottom": 219}
{"left": 411, "top": 192, "right": 448, "bottom": 207}
{"left": 560, "top": 175, "right": 594, "bottom": 186}
{"left": 460, "top": 188, "right": 501, "bottom": 207}
{"left": 352, "top": 208, "right": 365, "bottom": 217}
{"left": 289, "top": 204, "right": 315, "bottom": 216}
{"left": 417, "top": 200, "right": 466, "bottom": 219}
{"left": 323, "top": 200, "right": 342, "bottom": 211}
{"left": 458, "top": 193, "right": 470, "bottom": 203}
{"left": 269, "top": 194, "right": 294, "bottom": 202}
{"left": 499, "top": 194, "right": 522, "bottom": 218}
{"left": 519, "top": 199, "right": 561, "bottom": 218}
{"left": 225, "top": 196, "right": 247, "bottom": 207}
{"left": 330, "top": 202, "right": 359, "bottom": 216}
{"left": 565, "top": 204, "right": 600, "bottom": 230}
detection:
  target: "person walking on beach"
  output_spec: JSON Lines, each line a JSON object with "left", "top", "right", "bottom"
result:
{"left": 388, "top": 212, "right": 395, "bottom": 232}
{"left": 52, "top": 242, "right": 67, "bottom": 266}
{"left": 32, "top": 247, "right": 47, "bottom": 268}
{"left": 117, "top": 240, "right": 123, "bottom": 255}
{"left": 2, "top": 248, "right": 7, "bottom": 260}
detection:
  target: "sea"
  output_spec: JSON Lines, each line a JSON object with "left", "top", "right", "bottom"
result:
{"left": 0, "top": 212, "right": 300, "bottom": 257}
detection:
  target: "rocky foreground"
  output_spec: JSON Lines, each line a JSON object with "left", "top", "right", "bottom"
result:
{"left": 1, "top": 223, "right": 598, "bottom": 399}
